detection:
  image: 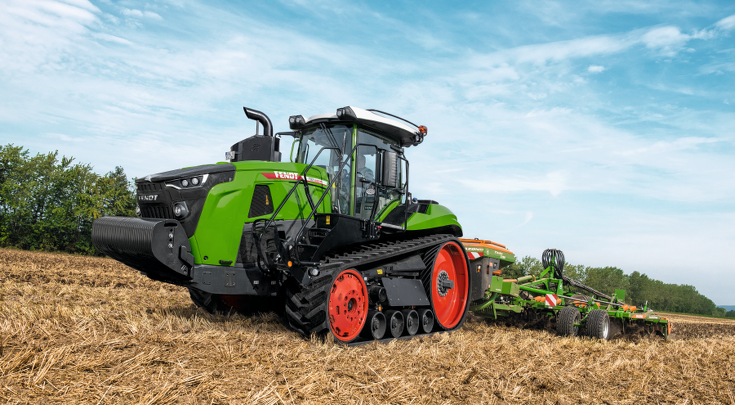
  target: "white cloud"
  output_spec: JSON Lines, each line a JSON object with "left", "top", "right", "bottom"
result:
{"left": 588, "top": 65, "right": 605, "bottom": 73}
{"left": 503, "top": 35, "right": 633, "bottom": 65}
{"left": 615, "top": 137, "right": 721, "bottom": 157}
{"left": 715, "top": 14, "right": 735, "bottom": 31}
{"left": 641, "top": 26, "right": 691, "bottom": 56}
{"left": 92, "top": 32, "right": 132, "bottom": 45}
{"left": 459, "top": 171, "right": 569, "bottom": 197}
{"left": 526, "top": 92, "right": 547, "bottom": 100}
{"left": 57, "top": 0, "right": 100, "bottom": 12}
{"left": 47, "top": 133, "right": 84, "bottom": 142}
{"left": 122, "top": 8, "right": 162, "bottom": 19}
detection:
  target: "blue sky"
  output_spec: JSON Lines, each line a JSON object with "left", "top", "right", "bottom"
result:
{"left": 1, "top": 0, "right": 734, "bottom": 304}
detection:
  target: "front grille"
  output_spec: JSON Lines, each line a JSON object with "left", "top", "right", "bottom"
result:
{"left": 138, "top": 183, "right": 158, "bottom": 192}
{"left": 141, "top": 205, "right": 173, "bottom": 219}
{"left": 249, "top": 185, "right": 274, "bottom": 218}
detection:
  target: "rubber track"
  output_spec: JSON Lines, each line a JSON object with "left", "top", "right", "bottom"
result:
{"left": 284, "top": 234, "right": 456, "bottom": 339}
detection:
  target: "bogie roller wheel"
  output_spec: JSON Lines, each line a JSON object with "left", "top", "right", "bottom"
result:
{"left": 586, "top": 309, "right": 610, "bottom": 340}
{"left": 360, "top": 311, "right": 387, "bottom": 340}
{"left": 386, "top": 310, "right": 404, "bottom": 338}
{"left": 327, "top": 269, "right": 369, "bottom": 342}
{"left": 402, "top": 309, "right": 420, "bottom": 336}
{"left": 418, "top": 309, "right": 434, "bottom": 333}
{"left": 557, "top": 306, "right": 581, "bottom": 337}
{"left": 423, "top": 241, "right": 470, "bottom": 330}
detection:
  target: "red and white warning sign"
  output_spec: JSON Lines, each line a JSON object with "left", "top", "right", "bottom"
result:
{"left": 467, "top": 251, "right": 484, "bottom": 260}
{"left": 545, "top": 294, "right": 558, "bottom": 307}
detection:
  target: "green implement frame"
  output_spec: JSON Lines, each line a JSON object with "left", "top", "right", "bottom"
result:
{"left": 467, "top": 248, "right": 672, "bottom": 340}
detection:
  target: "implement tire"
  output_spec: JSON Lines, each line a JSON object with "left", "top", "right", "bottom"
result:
{"left": 586, "top": 309, "right": 610, "bottom": 340}
{"left": 557, "top": 306, "right": 581, "bottom": 337}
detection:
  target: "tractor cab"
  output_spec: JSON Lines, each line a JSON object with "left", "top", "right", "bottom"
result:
{"left": 289, "top": 107, "right": 426, "bottom": 224}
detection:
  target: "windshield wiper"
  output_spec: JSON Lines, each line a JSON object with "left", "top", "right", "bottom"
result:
{"left": 320, "top": 123, "right": 339, "bottom": 149}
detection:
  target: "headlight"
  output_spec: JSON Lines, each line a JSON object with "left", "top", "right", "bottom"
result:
{"left": 289, "top": 115, "right": 306, "bottom": 129}
{"left": 173, "top": 202, "right": 190, "bottom": 218}
{"left": 181, "top": 179, "right": 189, "bottom": 187}
{"left": 135, "top": 205, "right": 141, "bottom": 217}
{"left": 191, "top": 177, "right": 199, "bottom": 186}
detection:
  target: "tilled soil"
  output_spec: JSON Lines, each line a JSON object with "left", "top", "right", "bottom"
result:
{"left": 1, "top": 248, "right": 734, "bottom": 404}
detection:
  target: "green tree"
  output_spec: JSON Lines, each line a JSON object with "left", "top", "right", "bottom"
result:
{"left": 503, "top": 255, "right": 543, "bottom": 279}
{"left": 583, "top": 266, "right": 629, "bottom": 298}
{"left": 0, "top": 144, "right": 136, "bottom": 255}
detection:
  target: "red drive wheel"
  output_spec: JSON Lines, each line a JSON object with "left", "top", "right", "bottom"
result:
{"left": 430, "top": 241, "right": 469, "bottom": 329}
{"left": 328, "top": 269, "right": 369, "bottom": 342}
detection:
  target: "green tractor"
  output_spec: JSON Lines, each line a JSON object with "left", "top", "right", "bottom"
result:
{"left": 93, "top": 106, "right": 481, "bottom": 344}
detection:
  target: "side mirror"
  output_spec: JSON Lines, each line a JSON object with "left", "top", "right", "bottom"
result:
{"left": 381, "top": 150, "right": 398, "bottom": 188}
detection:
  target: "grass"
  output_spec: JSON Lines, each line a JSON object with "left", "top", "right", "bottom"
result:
{"left": 1, "top": 248, "right": 734, "bottom": 404}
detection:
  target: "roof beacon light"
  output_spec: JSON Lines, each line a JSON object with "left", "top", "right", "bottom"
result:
{"left": 289, "top": 115, "right": 306, "bottom": 130}
{"left": 418, "top": 125, "right": 428, "bottom": 135}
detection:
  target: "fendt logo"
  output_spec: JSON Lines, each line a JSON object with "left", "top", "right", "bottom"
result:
{"left": 138, "top": 194, "right": 159, "bottom": 202}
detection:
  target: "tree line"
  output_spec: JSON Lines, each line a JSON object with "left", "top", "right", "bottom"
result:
{"left": 0, "top": 145, "right": 136, "bottom": 255}
{"left": 503, "top": 256, "right": 730, "bottom": 317}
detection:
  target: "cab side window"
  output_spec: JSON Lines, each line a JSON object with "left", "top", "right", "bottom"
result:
{"left": 354, "top": 146, "right": 378, "bottom": 218}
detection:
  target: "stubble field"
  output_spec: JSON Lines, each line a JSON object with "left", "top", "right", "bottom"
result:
{"left": 1, "top": 248, "right": 734, "bottom": 404}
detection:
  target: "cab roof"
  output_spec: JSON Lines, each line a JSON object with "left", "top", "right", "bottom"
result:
{"left": 302, "top": 106, "right": 425, "bottom": 147}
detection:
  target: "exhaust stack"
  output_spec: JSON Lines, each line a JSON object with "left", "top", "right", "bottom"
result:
{"left": 229, "top": 107, "right": 280, "bottom": 162}
{"left": 243, "top": 107, "right": 273, "bottom": 137}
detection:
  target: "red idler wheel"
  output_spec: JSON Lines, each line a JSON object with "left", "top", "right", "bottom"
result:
{"left": 328, "top": 269, "right": 369, "bottom": 342}
{"left": 430, "top": 241, "right": 470, "bottom": 330}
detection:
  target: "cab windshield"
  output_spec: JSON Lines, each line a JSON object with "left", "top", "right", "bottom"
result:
{"left": 296, "top": 124, "right": 353, "bottom": 214}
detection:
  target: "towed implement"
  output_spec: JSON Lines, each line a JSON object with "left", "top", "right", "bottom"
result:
{"left": 462, "top": 240, "right": 672, "bottom": 340}
{"left": 93, "top": 106, "right": 484, "bottom": 344}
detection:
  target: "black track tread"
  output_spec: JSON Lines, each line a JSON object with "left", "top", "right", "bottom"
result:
{"left": 285, "top": 234, "right": 456, "bottom": 340}
{"left": 586, "top": 309, "right": 610, "bottom": 340}
{"left": 188, "top": 287, "right": 225, "bottom": 314}
{"left": 420, "top": 244, "right": 442, "bottom": 292}
{"left": 557, "top": 306, "right": 581, "bottom": 336}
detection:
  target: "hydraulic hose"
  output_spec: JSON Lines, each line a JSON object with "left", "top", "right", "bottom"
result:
{"left": 541, "top": 249, "right": 565, "bottom": 280}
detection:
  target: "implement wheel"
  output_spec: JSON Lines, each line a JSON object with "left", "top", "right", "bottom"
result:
{"left": 586, "top": 309, "right": 610, "bottom": 340}
{"left": 327, "top": 269, "right": 369, "bottom": 343}
{"left": 427, "top": 241, "right": 470, "bottom": 330}
{"left": 557, "top": 306, "right": 581, "bottom": 337}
